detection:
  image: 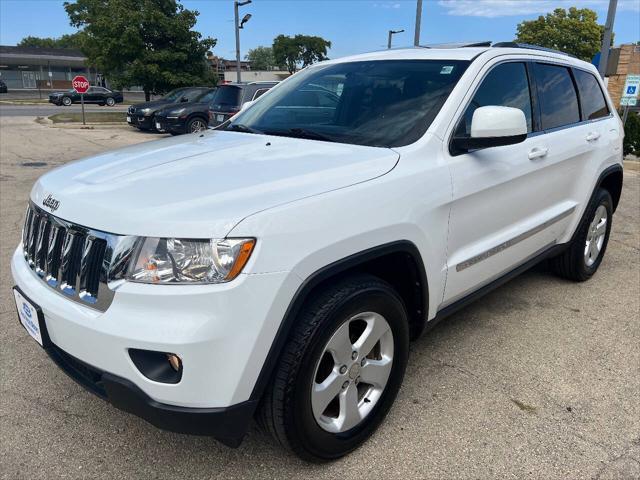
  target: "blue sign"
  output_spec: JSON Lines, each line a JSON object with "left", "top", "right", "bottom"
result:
{"left": 627, "top": 86, "right": 637, "bottom": 95}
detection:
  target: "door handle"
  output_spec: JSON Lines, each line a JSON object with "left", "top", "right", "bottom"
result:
{"left": 528, "top": 147, "right": 548, "bottom": 160}
{"left": 586, "top": 132, "right": 601, "bottom": 142}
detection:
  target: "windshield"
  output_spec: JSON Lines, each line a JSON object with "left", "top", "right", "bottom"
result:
{"left": 227, "top": 60, "right": 469, "bottom": 147}
{"left": 163, "top": 88, "right": 188, "bottom": 102}
{"left": 209, "top": 86, "right": 243, "bottom": 111}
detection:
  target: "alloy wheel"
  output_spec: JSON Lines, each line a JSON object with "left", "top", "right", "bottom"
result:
{"left": 311, "top": 311, "right": 394, "bottom": 433}
{"left": 584, "top": 204, "right": 607, "bottom": 267}
{"left": 190, "top": 119, "right": 207, "bottom": 133}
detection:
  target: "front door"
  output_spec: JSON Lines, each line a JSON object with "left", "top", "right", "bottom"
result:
{"left": 442, "top": 60, "right": 581, "bottom": 305}
{"left": 21, "top": 71, "right": 37, "bottom": 89}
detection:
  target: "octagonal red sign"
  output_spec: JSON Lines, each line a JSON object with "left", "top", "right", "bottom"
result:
{"left": 72, "top": 75, "right": 90, "bottom": 94}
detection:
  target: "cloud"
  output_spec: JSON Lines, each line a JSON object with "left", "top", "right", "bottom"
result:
{"left": 438, "top": 0, "right": 640, "bottom": 18}
{"left": 373, "top": 1, "right": 403, "bottom": 9}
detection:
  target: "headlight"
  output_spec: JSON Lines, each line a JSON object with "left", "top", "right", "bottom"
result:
{"left": 127, "top": 238, "right": 255, "bottom": 284}
{"left": 140, "top": 107, "right": 152, "bottom": 116}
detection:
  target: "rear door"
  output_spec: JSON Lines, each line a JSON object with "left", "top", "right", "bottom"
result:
{"left": 443, "top": 59, "right": 583, "bottom": 305}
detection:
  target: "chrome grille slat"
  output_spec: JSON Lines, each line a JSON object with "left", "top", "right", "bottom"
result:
{"left": 21, "top": 203, "right": 135, "bottom": 312}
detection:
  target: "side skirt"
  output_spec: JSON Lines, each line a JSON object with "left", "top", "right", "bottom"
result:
{"left": 426, "top": 243, "right": 567, "bottom": 332}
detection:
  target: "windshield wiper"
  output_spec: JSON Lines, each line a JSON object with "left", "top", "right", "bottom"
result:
{"left": 226, "top": 123, "right": 263, "bottom": 134}
{"left": 265, "top": 128, "right": 335, "bottom": 143}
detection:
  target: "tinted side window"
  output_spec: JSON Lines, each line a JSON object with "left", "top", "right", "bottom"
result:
{"left": 573, "top": 69, "right": 609, "bottom": 120}
{"left": 253, "top": 88, "right": 269, "bottom": 100}
{"left": 535, "top": 64, "right": 580, "bottom": 130}
{"left": 456, "top": 62, "right": 533, "bottom": 136}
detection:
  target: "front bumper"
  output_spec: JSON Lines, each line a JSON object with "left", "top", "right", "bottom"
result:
{"left": 154, "top": 116, "right": 185, "bottom": 133}
{"left": 11, "top": 245, "right": 298, "bottom": 444}
{"left": 127, "top": 114, "right": 154, "bottom": 129}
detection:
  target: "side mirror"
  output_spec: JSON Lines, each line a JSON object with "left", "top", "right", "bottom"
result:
{"left": 180, "top": 96, "right": 189, "bottom": 102}
{"left": 240, "top": 100, "right": 255, "bottom": 112}
{"left": 452, "top": 106, "right": 527, "bottom": 152}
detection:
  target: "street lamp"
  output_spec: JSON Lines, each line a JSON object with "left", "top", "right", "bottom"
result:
{"left": 234, "top": 0, "right": 252, "bottom": 83}
{"left": 387, "top": 29, "right": 405, "bottom": 49}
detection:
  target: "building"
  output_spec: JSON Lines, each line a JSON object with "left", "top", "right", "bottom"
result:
{"left": 604, "top": 43, "right": 640, "bottom": 109}
{"left": 222, "top": 70, "right": 290, "bottom": 83}
{"left": 207, "top": 54, "right": 251, "bottom": 82}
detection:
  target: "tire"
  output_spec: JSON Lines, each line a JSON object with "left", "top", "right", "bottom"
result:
{"left": 551, "top": 188, "right": 613, "bottom": 282}
{"left": 62, "top": 96, "right": 72, "bottom": 106}
{"left": 186, "top": 117, "right": 208, "bottom": 134}
{"left": 258, "top": 274, "right": 410, "bottom": 461}
{"left": 105, "top": 97, "right": 116, "bottom": 107}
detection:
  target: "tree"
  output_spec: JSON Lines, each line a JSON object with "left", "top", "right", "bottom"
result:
{"left": 245, "top": 46, "right": 276, "bottom": 71}
{"left": 64, "top": 0, "right": 216, "bottom": 100}
{"left": 18, "top": 33, "right": 84, "bottom": 49}
{"left": 272, "top": 34, "right": 331, "bottom": 74}
{"left": 516, "top": 7, "right": 609, "bottom": 62}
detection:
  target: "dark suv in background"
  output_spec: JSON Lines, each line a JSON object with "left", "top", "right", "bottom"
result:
{"left": 127, "top": 87, "right": 215, "bottom": 131}
{"left": 154, "top": 88, "right": 218, "bottom": 135}
{"left": 208, "top": 82, "right": 277, "bottom": 127}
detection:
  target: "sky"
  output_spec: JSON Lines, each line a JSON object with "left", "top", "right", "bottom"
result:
{"left": 0, "top": 0, "right": 638, "bottom": 60}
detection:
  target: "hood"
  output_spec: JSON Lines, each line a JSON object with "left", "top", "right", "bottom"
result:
{"left": 155, "top": 102, "right": 208, "bottom": 117}
{"left": 31, "top": 131, "right": 399, "bottom": 238}
{"left": 130, "top": 99, "right": 178, "bottom": 111}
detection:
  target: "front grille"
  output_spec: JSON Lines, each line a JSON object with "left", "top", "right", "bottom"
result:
{"left": 22, "top": 203, "right": 135, "bottom": 312}
{"left": 127, "top": 106, "right": 136, "bottom": 114}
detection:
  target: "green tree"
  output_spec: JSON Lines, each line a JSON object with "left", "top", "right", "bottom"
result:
{"left": 272, "top": 34, "right": 331, "bottom": 74}
{"left": 516, "top": 7, "right": 609, "bottom": 61}
{"left": 623, "top": 112, "right": 640, "bottom": 156}
{"left": 246, "top": 46, "right": 276, "bottom": 71}
{"left": 18, "top": 33, "right": 84, "bottom": 49}
{"left": 64, "top": 0, "right": 216, "bottom": 100}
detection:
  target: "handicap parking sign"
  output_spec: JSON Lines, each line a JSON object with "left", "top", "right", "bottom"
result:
{"left": 627, "top": 85, "right": 637, "bottom": 95}
{"left": 621, "top": 74, "right": 640, "bottom": 106}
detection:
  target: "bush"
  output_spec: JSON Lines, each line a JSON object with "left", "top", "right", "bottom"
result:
{"left": 623, "top": 111, "right": 640, "bottom": 156}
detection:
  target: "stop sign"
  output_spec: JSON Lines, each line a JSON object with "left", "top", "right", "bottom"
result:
{"left": 72, "top": 75, "right": 90, "bottom": 94}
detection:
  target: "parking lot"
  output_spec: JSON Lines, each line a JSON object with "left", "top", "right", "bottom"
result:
{"left": 0, "top": 114, "right": 638, "bottom": 479}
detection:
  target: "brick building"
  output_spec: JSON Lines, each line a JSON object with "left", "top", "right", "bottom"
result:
{"left": 604, "top": 43, "right": 640, "bottom": 109}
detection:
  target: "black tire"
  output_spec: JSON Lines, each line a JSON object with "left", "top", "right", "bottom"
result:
{"left": 62, "top": 96, "right": 72, "bottom": 106}
{"left": 551, "top": 188, "right": 613, "bottom": 281}
{"left": 105, "top": 97, "right": 116, "bottom": 107}
{"left": 186, "top": 116, "right": 208, "bottom": 134}
{"left": 258, "top": 274, "right": 410, "bottom": 461}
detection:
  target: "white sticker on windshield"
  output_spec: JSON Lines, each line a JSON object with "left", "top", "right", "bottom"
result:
{"left": 440, "top": 65, "right": 454, "bottom": 74}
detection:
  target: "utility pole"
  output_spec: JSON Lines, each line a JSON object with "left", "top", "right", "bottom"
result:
{"left": 414, "top": 0, "right": 423, "bottom": 46}
{"left": 597, "top": 0, "right": 617, "bottom": 79}
{"left": 234, "top": 0, "right": 252, "bottom": 83}
{"left": 388, "top": 29, "right": 405, "bottom": 49}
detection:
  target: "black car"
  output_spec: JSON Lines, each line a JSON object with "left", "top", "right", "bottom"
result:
{"left": 0, "top": 79, "right": 7, "bottom": 94}
{"left": 154, "top": 88, "right": 218, "bottom": 135}
{"left": 208, "top": 82, "right": 278, "bottom": 127}
{"left": 48, "top": 86, "right": 123, "bottom": 106}
{"left": 127, "top": 87, "right": 216, "bottom": 131}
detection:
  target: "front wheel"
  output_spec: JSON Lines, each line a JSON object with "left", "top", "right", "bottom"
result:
{"left": 186, "top": 117, "right": 208, "bottom": 134}
{"left": 61, "top": 96, "right": 72, "bottom": 106}
{"left": 259, "top": 274, "right": 409, "bottom": 461}
{"left": 105, "top": 97, "right": 116, "bottom": 107}
{"left": 551, "top": 188, "right": 613, "bottom": 281}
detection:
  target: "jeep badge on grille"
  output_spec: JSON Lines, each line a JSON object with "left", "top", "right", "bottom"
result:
{"left": 42, "top": 194, "right": 60, "bottom": 212}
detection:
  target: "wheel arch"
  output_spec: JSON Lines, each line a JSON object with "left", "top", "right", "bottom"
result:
{"left": 597, "top": 164, "right": 623, "bottom": 212}
{"left": 249, "top": 240, "right": 428, "bottom": 404}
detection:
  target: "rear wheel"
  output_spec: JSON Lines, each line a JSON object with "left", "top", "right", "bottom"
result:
{"left": 186, "top": 117, "right": 208, "bottom": 134}
{"left": 62, "top": 96, "right": 72, "bottom": 106}
{"left": 551, "top": 188, "right": 613, "bottom": 281}
{"left": 258, "top": 274, "right": 409, "bottom": 461}
{"left": 105, "top": 97, "right": 116, "bottom": 106}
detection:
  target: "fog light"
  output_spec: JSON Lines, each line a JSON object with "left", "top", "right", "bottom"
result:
{"left": 167, "top": 353, "right": 181, "bottom": 372}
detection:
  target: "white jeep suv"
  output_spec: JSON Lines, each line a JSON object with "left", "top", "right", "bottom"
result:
{"left": 11, "top": 43, "right": 623, "bottom": 461}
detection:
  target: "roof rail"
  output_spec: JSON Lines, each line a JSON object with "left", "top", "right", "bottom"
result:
{"left": 492, "top": 42, "right": 576, "bottom": 58}
{"left": 418, "top": 41, "right": 492, "bottom": 49}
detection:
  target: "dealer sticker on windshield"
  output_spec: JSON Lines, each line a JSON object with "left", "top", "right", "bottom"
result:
{"left": 440, "top": 65, "right": 454, "bottom": 74}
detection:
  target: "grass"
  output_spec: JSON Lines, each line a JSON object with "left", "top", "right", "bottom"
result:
{"left": 0, "top": 98, "right": 50, "bottom": 104}
{"left": 48, "top": 112, "right": 127, "bottom": 124}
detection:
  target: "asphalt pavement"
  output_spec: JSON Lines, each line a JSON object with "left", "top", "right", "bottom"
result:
{"left": 0, "top": 103, "right": 129, "bottom": 117}
{"left": 0, "top": 116, "right": 638, "bottom": 479}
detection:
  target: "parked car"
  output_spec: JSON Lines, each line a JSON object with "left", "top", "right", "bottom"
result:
{"left": 208, "top": 81, "right": 278, "bottom": 127}
{"left": 0, "top": 79, "right": 7, "bottom": 94}
{"left": 48, "top": 86, "right": 123, "bottom": 106}
{"left": 154, "top": 88, "right": 218, "bottom": 135}
{"left": 127, "top": 87, "right": 215, "bottom": 131}
{"left": 12, "top": 43, "right": 623, "bottom": 461}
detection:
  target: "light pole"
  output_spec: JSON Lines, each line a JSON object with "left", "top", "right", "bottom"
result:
{"left": 414, "top": 0, "right": 423, "bottom": 46}
{"left": 387, "top": 29, "right": 405, "bottom": 49}
{"left": 234, "top": 0, "right": 252, "bottom": 83}
{"left": 598, "top": 0, "right": 618, "bottom": 79}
